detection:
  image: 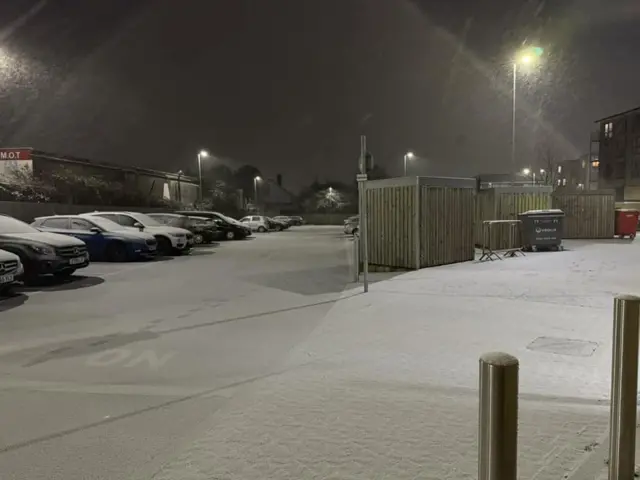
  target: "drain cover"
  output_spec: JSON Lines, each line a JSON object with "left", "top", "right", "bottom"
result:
{"left": 527, "top": 336, "right": 598, "bottom": 357}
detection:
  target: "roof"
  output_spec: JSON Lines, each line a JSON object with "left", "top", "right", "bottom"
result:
{"left": 594, "top": 106, "right": 640, "bottom": 123}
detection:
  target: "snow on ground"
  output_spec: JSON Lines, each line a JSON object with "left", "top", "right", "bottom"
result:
{"left": 153, "top": 239, "right": 638, "bottom": 480}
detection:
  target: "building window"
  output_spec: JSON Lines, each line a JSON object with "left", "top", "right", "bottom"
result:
{"left": 557, "top": 165, "right": 562, "bottom": 173}
{"left": 562, "top": 178, "right": 567, "bottom": 186}
{"left": 591, "top": 160, "right": 600, "bottom": 168}
{"left": 604, "top": 122, "right": 613, "bottom": 139}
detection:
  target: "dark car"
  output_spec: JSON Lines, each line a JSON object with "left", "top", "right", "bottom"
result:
{"left": 0, "top": 214, "right": 89, "bottom": 280}
{"left": 288, "top": 216, "right": 304, "bottom": 226}
{"left": 266, "top": 217, "right": 288, "bottom": 231}
{"left": 175, "top": 211, "right": 251, "bottom": 240}
{"left": 147, "top": 213, "right": 223, "bottom": 244}
{"left": 32, "top": 215, "right": 158, "bottom": 261}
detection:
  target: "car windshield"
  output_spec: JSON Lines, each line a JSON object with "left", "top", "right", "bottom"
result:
{"left": 129, "top": 212, "right": 163, "bottom": 227}
{"left": 0, "top": 215, "right": 40, "bottom": 234}
{"left": 166, "top": 216, "right": 187, "bottom": 227}
{"left": 86, "top": 216, "right": 124, "bottom": 231}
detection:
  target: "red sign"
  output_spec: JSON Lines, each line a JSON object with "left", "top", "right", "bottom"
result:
{"left": 0, "top": 148, "right": 32, "bottom": 161}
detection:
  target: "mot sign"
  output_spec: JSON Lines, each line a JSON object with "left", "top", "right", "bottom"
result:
{"left": 0, "top": 147, "right": 33, "bottom": 175}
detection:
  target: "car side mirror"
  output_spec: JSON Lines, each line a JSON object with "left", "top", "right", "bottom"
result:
{"left": 133, "top": 222, "right": 144, "bottom": 231}
{"left": 90, "top": 227, "right": 102, "bottom": 234}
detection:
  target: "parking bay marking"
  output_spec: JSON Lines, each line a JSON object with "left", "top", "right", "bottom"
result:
{"left": 86, "top": 349, "right": 176, "bottom": 369}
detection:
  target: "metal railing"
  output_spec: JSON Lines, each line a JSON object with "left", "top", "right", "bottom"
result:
{"left": 477, "top": 294, "right": 640, "bottom": 480}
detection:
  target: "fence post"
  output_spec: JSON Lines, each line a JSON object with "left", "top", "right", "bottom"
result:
{"left": 608, "top": 294, "right": 640, "bottom": 480}
{"left": 478, "top": 352, "right": 519, "bottom": 480}
{"left": 353, "top": 233, "right": 360, "bottom": 282}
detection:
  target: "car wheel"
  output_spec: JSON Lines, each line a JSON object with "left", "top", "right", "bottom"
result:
{"left": 353, "top": 227, "right": 359, "bottom": 235}
{"left": 157, "top": 237, "right": 173, "bottom": 256}
{"left": 276, "top": 225, "right": 283, "bottom": 232}
{"left": 106, "top": 241, "right": 128, "bottom": 262}
{"left": 257, "top": 226, "right": 266, "bottom": 233}
{"left": 225, "top": 231, "right": 235, "bottom": 240}
{"left": 194, "top": 234, "right": 204, "bottom": 244}
{"left": 0, "top": 285, "right": 12, "bottom": 296}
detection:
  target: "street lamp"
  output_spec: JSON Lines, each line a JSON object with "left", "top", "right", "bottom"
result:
{"left": 254, "top": 176, "right": 262, "bottom": 207}
{"left": 522, "top": 167, "right": 544, "bottom": 185}
{"left": 511, "top": 47, "right": 543, "bottom": 165}
{"left": 197, "top": 150, "right": 209, "bottom": 202}
{"left": 403, "top": 151, "right": 415, "bottom": 176}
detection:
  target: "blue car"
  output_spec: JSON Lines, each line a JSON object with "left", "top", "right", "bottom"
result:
{"left": 31, "top": 215, "right": 158, "bottom": 262}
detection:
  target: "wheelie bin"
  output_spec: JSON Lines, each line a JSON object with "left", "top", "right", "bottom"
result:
{"left": 518, "top": 209, "right": 565, "bottom": 252}
{"left": 614, "top": 209, "right": 639, "bottom": 239}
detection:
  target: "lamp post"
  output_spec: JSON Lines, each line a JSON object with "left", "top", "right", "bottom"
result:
{"left": 403, "top": 151, "right": 415, "bottom": 176}
{"left": 522, "top": 167, "right": 545, "bottom": 185}
{"left": 254, "top": 176, "right": 262, "bottom": 208}
{"left": 512, "top": 47, "right": 543, "bottom": 165}
{"left": 197, "top": 150, "right": 208, "bottom": 202}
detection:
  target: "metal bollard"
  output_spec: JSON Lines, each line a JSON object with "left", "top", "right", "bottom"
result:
{"left": 352, "top": 234, "right": 360, "bottom": 282}
{"left": 608, "top": 294, "right": 640, "bottom": 480}
{"left": 478, "top": 352, "right": 519, "bottom": 480}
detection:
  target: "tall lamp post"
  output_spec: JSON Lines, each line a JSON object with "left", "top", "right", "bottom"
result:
{"left": 197, "top": 150, "right": 208, "bottom": 202}
{"left": 522, "top": 167, "right": 545, "bottom": 185}
{"left": 403, "top": 151, "right": 415, "bottom": 176}
{"left": 511, "top": 47, "right": 543, "bottom": 165}
{"left": 254, "top": 176, "right": 262, "bottom": 209}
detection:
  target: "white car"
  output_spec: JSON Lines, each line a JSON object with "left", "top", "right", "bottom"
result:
{"left": 0, "top": 248, "right": 23, "bottom": 294}
{"left": 83, "top": 212, "right": 193, "bottom": 255}
{"left": 239, "top": 215, "right": 270, "bottom": 232}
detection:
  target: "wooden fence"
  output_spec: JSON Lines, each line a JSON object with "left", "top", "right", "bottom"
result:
{"left": 552, "top": 190, "right": 615, "bottom": 238}
{"left": 365, "top": 176, "right": 475, "bottom": 270}
{"left": 474, "top": 187, "right": 552, "bottom": 249}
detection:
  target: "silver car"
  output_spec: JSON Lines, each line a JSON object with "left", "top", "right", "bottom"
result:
{"left": 343, "top": 215, "right": 359, "bottom": 235}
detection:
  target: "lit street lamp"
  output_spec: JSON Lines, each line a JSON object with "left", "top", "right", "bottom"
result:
{"left": 522, "top": 167, "right": 545, "bottom": 185}
{"left": 403, "top": 151, "right": 415, "bottom": 176}
{"left": 511, "top": 47, "right": 543, "bottom": 165}
{"left": 197, "top": 150, "right": 209, "bottom": 202}
{"left": 254, "top": 176, "right": 262, "bottom": 206}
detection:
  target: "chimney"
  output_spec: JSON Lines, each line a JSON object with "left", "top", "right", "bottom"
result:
{"left": 276, "top": 174, "right": 282, "bottom": 186}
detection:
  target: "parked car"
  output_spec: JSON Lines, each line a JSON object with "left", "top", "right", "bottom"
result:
{"left": 344, "top": 215, "right": 359, "bottom": 235}
{"left": 239, "top": 215, "right": 270, "bottom": 232}
{"left": 273, "top": 216, "right": 293, "bottom": 226}
{"left": 147, "top": 213, "right": 223, "bottom": 244}
{"left": 174, "top": 211, "right": 251, "bottom": 240}
{"left": 266, "top": 217, "right": 288, "bottom": 231}
{"left": 32, "top": 215, "right": 157, "bottom": 261}
{"left": 0, "top": 248, "right": 23, "bottom": 294}
{"left": 288, "top": 216, "right": 304, "bottom": 226}
{"left": 0, "top": 214, "right": 89, "bottom": 281}
{"left": 83, "top": 212, "right": 192, "bottom": 255}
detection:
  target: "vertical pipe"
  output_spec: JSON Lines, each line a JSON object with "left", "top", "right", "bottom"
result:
{"left": 414, "top": 176, "right": 421, "bottom": 269}
{"left": 511, "top": 63, "right": 517, "bottom": 166}
{"left": 478, "top": 352, "right": 519, "bottom": 480}
{"left": 608, "top": 294, "right": 640, "bottom": 480}
{"left": 197, "top": 153, "right": 203, "bottom": 203}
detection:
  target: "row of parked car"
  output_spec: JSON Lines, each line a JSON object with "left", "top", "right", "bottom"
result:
{"left": 0, "top": 210, "right": 304, "bottom": 294}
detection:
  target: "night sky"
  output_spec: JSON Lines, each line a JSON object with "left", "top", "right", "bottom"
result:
{"left": 0, "top": 0, "right": 638, "bottom": 191}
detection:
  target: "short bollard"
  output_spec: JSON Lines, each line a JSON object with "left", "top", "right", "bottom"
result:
{"left": 478, "top": 352, "right": 519, "bottom": 480}
{"left": 608, "top": 294, "right": 640, "bottom": 480}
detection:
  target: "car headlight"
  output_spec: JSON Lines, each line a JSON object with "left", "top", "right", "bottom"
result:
{"left": 29, "top": 245, "right": 55, "bottom": 256}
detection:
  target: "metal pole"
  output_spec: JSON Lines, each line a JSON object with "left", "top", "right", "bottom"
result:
{"left": 352, "top": 233, "right": 360, "bottom": 282}
{"left": 254, "top": 178, "right": 258, "bottom": 206}
{"left": 608, "top": 294, "right": 640, "bottom": 480}
{"left": 197, "top": 153, "right": 203, "bottom": 203}
{"left": 511, "top": 62, "right": 517, "bottom": 166}
{"left": 478, "top": 352, "right": 519, "bottom": 480}
{"left": 359, "top": 135, "right": 369, "bottom": 293}
{"left": 404, "top": 154, "right": 407, "bottom": 176}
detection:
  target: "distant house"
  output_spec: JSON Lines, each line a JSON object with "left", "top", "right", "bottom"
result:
{"left": 553, "top": 155, "right": 599, "bottom": 191}
{"left": 257, "top": 174, "right": 298, "bottom": 214}
{"left": 595, "top": 106, "right": 640, "bottom": 200}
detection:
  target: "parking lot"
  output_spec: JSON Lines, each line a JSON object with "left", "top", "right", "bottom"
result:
{"left": 0, "top": 225, "right": 353, "bottom": 479}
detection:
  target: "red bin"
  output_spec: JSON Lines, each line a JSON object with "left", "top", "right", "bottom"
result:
{"left": 615, "top": 209, "right": 639, "bottom": 239}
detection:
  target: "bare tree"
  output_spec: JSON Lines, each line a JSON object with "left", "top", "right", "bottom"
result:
{"left": 535, "top": 141, "right": 560, "bottom": 187}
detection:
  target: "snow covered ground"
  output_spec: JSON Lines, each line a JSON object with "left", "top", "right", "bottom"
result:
{"left": 153, "top": 239, "right": 639, "bottom": 480}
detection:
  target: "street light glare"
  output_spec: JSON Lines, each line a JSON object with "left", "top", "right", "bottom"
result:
{"left": 521, "top": 55, "right": 532, "bottom": 64}
{"left": 255, "top": 176, "right": 261, "bottom": 181}
{"left": 199, "top": 150, "right": 209, "bottom": 157}
{"left": 522, "top": 168, "right": 531, "bottom": 175}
